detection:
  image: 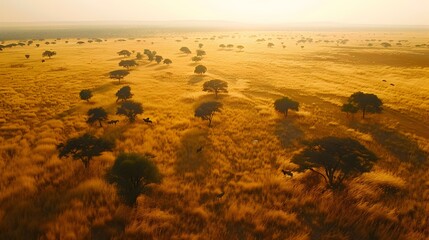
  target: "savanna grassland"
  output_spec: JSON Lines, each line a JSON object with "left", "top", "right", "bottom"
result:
{"left": 0, "top": 30, "right": 428, "bottom": 239}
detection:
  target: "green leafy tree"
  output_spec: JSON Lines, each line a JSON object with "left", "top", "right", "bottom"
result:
{"left": 291, "top": 137, "right": 377, "bottom": 188}
{"left": 117, "top": 50, "right": 131, "bottom": 57}
{"left": 57, "top": 134, "right": 113, "bottom": 168}
{"left": 79, "top": 89, "right": 93, "bottom": 102}
{"left": 119, "top": 60, "right": 138, "bottom": 69}
{"left": 194, "top": 65, "right": 207, "bottom": 74}
{"left": 274, "top": 97, "right": 299, "bottom": 117}
{"left": 346, "top": 92, "right": 383, "bottom": 119}
{"left": 109, "top": 70, "right": 129, "bottom": 84}
{"left": 116, "top": 101, "right": 143, "bottom": 122}
{"left": 109, "top": 152, "right": 161, "bottom": 205}
{"left": 42, "top": 50, "right": 56, "bottom": 58}
{"left": 195, "top": 101, "right": 222, "bottom": 127}
{"left": 87, "top": 107, "right": 108, "bottom": 127}
{"left": 180, "top": 47, "right": 192, "bottom": 54}
{"left": 116, "top": 85, "right": 133, "bottom": 102}
{"left": 203, "top": 79, "right": 228, "bottom": 98}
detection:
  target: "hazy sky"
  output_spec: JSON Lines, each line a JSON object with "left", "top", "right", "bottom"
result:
{"left": 1, "top": 0, "right": 428, "bottom": 25}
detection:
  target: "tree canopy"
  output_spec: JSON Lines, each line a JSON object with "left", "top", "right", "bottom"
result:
{"left": 346, "top": 92, "right": 383, "bottom": 119}
{"left": 194, "top": 65, "right": 207, "bottom": 74}
{"left": 155, "top": 55, "right": 163, "bottom": 64}
{"left": 274, "top": 97, "right": 299, "bottom": 117}
{"left": 116, "top": 101, "right": 143, "bottom": 122}
{"left": 117, "top": 50, "right": 131, "bottom": 57}
{"left": 109, "top": 152, "right": 161, "bottom": 205}
{"left": 203, "top": 79, "right": 228, "bottom": 98}
{"left": 291, "top": 137, "right": 377, "bottom": 188}
{"left": 196, "top": 50, "right": 206, "bottom": 57}
{"left": 79, "top": 89, "right": 93, "bottom": 102}
{"left": 180, "top": 47, "right": 192, "bottom": 54}
{"left": 163, "top": 59, "right": 172, "bottom": 65}
{"left": 116, "top": 85, "right": 133, "bottom": 102}
{"left": 119, "top": 60, "right": 138, "bottom": 69}
{"left": 195, "top": 101, "right": 222, "bottom": 127}
{"left": 87, "top": 107, "right": 108, "bottom": 127}
{"left": 341, "top": 103, "right": 359, "bottom": 116}
{"left": 42, "top": 50, "right": 56, "bottom": 58}
{"left": 57, "top": 134, "right": 113, "bottom": 168}
{"left": 109, "top": 70, "right": 129, "bottom": 84}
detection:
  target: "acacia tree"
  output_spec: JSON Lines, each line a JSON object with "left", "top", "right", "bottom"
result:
{"left": 274, "top": 97, "right": 299, "bottom": 117}
{"left": 109, "top": 70, "right": 129, "bottom": 84}
{"left": 119, "top": 60, "right": 138, "bottom": 69}
{"left": 341, "top": 103, "right": 359, "bottom": 117}
{"left": 116, "top": 85, "right": 133, "bottom": 102}
{"left": 219, "top": 44, "right": 226, "bottom": 48}
{"left": 42, "top": 50, "right": 56, "bottom": 58}
{"left": 346, "top": 92, "right": 383, "bottom": 119}
{"left": 291, "top": 137, "right": 377, "bottom": 189}
{"left": 87, "top": 107, "right": 108, "bottom": 127}
{"left": 79, "top": 89, "right": 93, "bottom": 102}
{"left": 117, "top": 100, "right": 143, "bottom": 122}
{"left": 136, "top": 52, "right": 143, "bottom": 60}
{"left": 180, "top": 47, "right": 192, "bottom": 54}
{"left": 117, "top": 50, "right": 131, "bottom": 57}
{"left": 109, "top": 152, "right": 161, "bottom": 205}
{"left": 57, "top": 134, "right": 113, "bottom": 168}
{"left": 192, "top": 56, "right": 203, "bottom": 62}
{"left": 196, "top": 50, "right": 206, "bottom": 57}
{"left": 203, "top": 79, "right": 228, "bottom": 98}
{"left": 163, "top": 59, "right": 172, "bottom": 65}
{"left": 195, "top": 101, "right": 222, "bottom": 127}
{"left": 267, "top": 43, "right": 275, "bottom": 48}
{"left": 194, "top": 65, "right": 207, "bottom": 74}
{"left": 237, "top": 45, "right": 244, "bottom": 51}
{"left": 199, "top": 43, "right": 204, "bottom": 48}
{"left": 155, "top": 55, "right": 163, "bottom": 64}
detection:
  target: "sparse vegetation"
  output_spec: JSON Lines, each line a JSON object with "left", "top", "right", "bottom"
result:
{"left": 194, "top": 101, "right": 222, "bottom": 126}
{"left": 117, "top": 49, "right": 132, "bottom": 57}
{"left": 274, "top": 97, "right": 299, "bottom": 117}
{"left": 180, "top": 46, "right": 191, "bottom": 54}
{"left": 119, "top": 59, "right": 138, "bottom": 69}
{"left": 42, "top": 50, "right": 56, "bottom": 58}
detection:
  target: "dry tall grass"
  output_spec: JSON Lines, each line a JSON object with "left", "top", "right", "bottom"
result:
{"left": 0, "top": 31, "right": 428, "bottom": 239}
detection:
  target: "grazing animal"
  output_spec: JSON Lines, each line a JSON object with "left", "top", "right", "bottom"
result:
{"left": 216, "top": 192, "right": 225, "bottom": 199}
{"left": 143, "top": 118, "right": 153, "bottom": 124}
{"left": 107, "top": 120, "right": 119, "bottom": 125}
{"left": 196, "top": 146, "right": 204, "bottom": 153}
{"left": 390, "top": 83, "right": 395, "bottom": 86}
{"left": 41, "top": 59, "right": 45, "bottom": 63}
{"left": 281, "top": 169, "right": 293, "bottom": 177}
{"left": 382, "top": 80, "right": 387, "bottom": 82}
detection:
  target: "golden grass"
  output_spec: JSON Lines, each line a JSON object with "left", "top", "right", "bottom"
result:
{"left": 0, "top": 30, "right": 428, "bottom": 239}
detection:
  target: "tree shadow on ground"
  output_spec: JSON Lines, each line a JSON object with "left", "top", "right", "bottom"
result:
{"left": 275, "top": 118, "right": 304, "bottom": 148}
{"left": 154, "top": 65, "right": 169, "bottom": 71}
{"left": 175, "top": 128, "right": 211, "bottom": 180}
{"left": 188, "top": 75, "right": 207, "bottom": 85}
{"left": 350, "top": 123, "right": 428, "bottom": 166}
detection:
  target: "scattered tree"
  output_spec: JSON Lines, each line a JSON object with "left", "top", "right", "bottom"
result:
{"left": 119, "top": 60, "right": 138, "bottom": 69}
{"left": 381, "top": 42, "right": 392, "bottom": 48}
{"left": 116, "top": 85, "right": 133, "bottom": 102}
{"left": 194, "top": 65, "right": 207, "bottom": 74}
{"left": 57, "top": 134, "right": 113, "bottom": 168}
{"left": 291, "top": 137, "right": 377, "bottom": 189}
{"left": 267, "top": 43, "right": 274, "bottom": 48}
{"left": 116, "top": 100, "right": 143, "bottom": 122}
{"left": 117, "top": 50, "right": 131, "bottom": 57}
{"left": 42, "top": 50, "right": 56, "bottom": 58}
{"left": 136, "top": 52, "right": 143, "bottom": 60}
{"left": 196, "top": 50, "right": 206, "bottom": 57}
{"left": 163, "top": 59, "right": 172, "bottom": 65}
{"left": 192, "top": 56, "right": 203, "bottom": 62}
{"left": 180, "top": 47, "right": 192, "bottom": 54}
{"left": 199, "top": 43, "right": 204, "bottom": 48}
{"left": 195, "top": 101, "right": 222, "bottom": 127}
{"left": 203, "top": 79, "right": 228, "bottom": 98}
{"left": 237, "top": 45, "right": 244, "bottom": 51}
{"left": 155, "top": 55, "right": 163, "bottom": 64}
{"left": 79, "top": 89, "right": 93, "bottom": 102}
{"left": 227, "top": 44, "right": 234, "bottom": 48}
{"left": 87, "top": 107, "right": 108, "bottom": 127}
{"left": 346, "top": 92, "right": 383, "bottom": 119}
{"left": 274, "top": 97, "right": 299, "bottom": 117}
{"left": 219, "top": 44, "right": 226, "bottom": 48}
{"left": 109, "top": 152, "right": 161, "bottom": 205}
{"left": 109, "top": 70, "right": 130, "bottom": 84}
